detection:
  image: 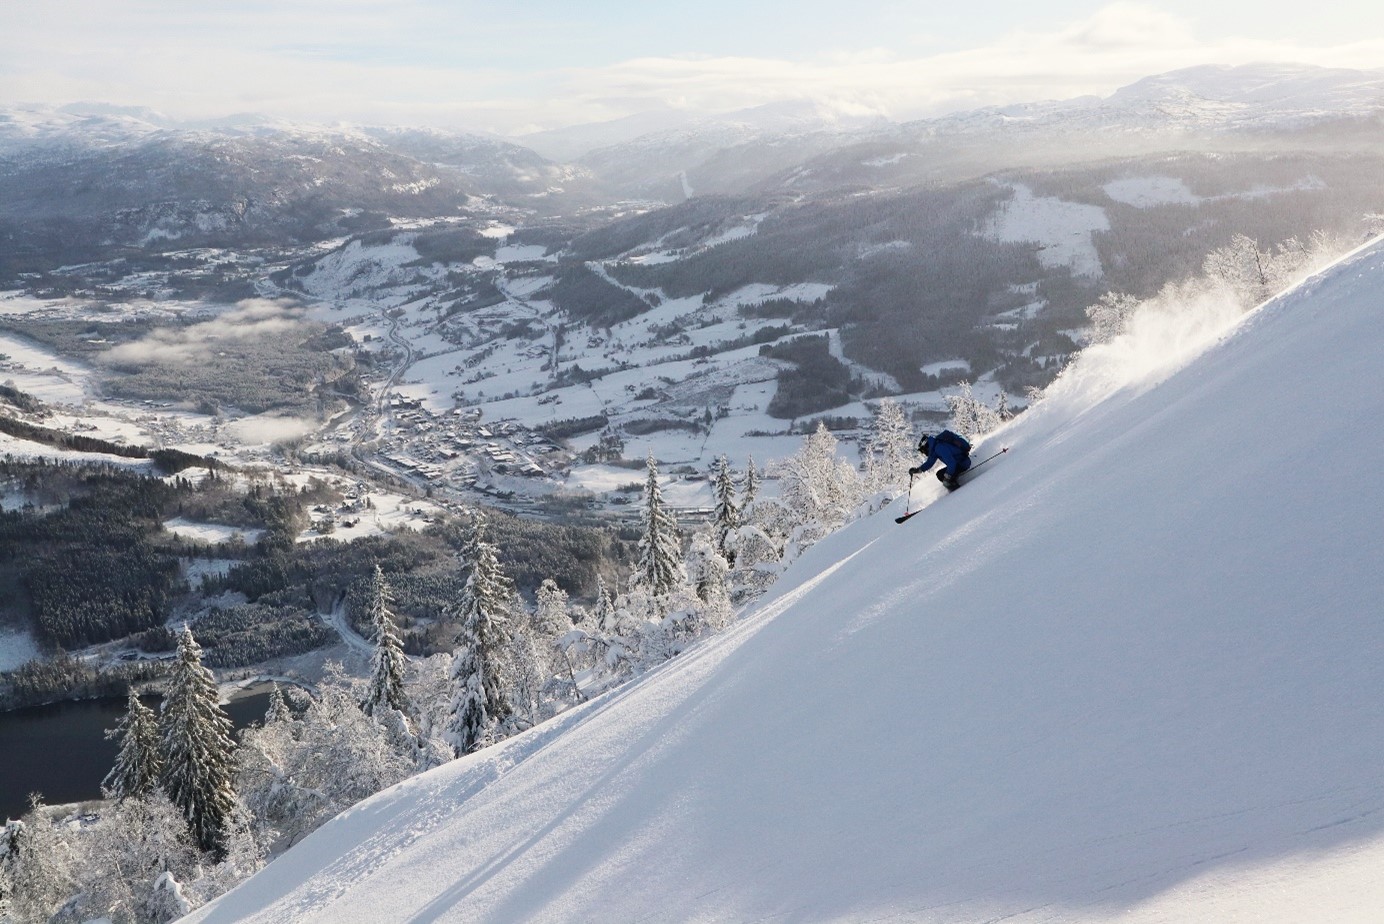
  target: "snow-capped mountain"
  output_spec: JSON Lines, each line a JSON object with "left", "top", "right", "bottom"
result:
{"left": 534, "top": 99, "right": 891, "bottom": 199}
{"left": 185, "top": 231, "right": 1384, "bottom": 921}
{"left": 518, "top": 98, "right": 888, "bottom": 163}
{"left": 925, "top": 62, "right": 1384, "bottom": 134}
{"left": 0, "top": 107, "right": 600, "bottom": 269}
{"left": 565, "top": 63, "right": 1384, "bottom": 200}
{"left": 1108, "top": 62, "right": 1384, "bottom": 118}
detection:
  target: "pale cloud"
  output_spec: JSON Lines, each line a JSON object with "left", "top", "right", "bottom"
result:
{"left": 221, "top": 413, "right": 319, "bottom": 446}
{"left": 103, "top": 300, "right": 307, "bottom": 367}
{"left": 558, "top": 6, "right": 1384, "bottom": 124}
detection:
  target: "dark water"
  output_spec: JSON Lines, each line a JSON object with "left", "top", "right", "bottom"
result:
{"left": 0, "top": 690, "right": 273, "bottom": 821}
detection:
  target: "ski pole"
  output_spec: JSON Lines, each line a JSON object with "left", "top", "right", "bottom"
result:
{"left": 967, "top": 446, "right": 1009, "bottom": 474}
{"left": 904, "top": 470, "right": 916, "bottom": 516}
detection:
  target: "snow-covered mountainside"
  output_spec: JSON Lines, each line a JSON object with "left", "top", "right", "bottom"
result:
{"left": 759, "top": 63, "right": 1384, "bottom": 198}
{"left": 509, "top": 63, "right": 1384, "bottom": 200}
{"left": 0, "top": 107, "right": 597, "bottom": 270}
{"left": 186, "top": 230, "right": 1384, "bottom": 921}
{"left": 929, "top": 62, "right": 1384, "bottom": 136}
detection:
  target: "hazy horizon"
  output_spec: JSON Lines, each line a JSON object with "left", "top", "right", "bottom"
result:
{"left": 4, "top": 1, "right": 1384, "bottom": 138}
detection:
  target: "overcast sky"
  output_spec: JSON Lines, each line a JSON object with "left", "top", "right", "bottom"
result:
{"left": 3, "top": 1, "right": 1382, "bottom": 136}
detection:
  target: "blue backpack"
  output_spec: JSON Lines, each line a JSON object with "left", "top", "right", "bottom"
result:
{"left": 925, "top": 430, "right": 971, "bottom": 455}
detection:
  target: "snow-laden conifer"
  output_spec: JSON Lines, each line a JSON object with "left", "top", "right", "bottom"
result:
{"left": 445, "top": 644, "right": 488, "bottom": 756}
{"left": 685, "top": 533, "right": 733, "bottom": 631}
{"left": 264, "top": 683, "right": 292, "bottom": 725}
{"left": 361, "top": 565, "right": 411, "bottom": 720}
{"left": 159, "top": 625, "right": 239, "bottom": 858}
{"left": 533, "top": 578, "right": 571, "bottom": 640}
{"left": 444, "top": 514, "right": 514, "bottom": 755}
{"left": 636, "top": 452, "right": 684, "bottom": 599}
{"left": 775, "top": 422, "right": 862, "bottom": 538}
{"left": 945, "top": 381, "right": 1001, "bottom": 439}
{"left": 103, "top": 688, "right": 164, "bottom": 801}
{"left": 592, "top": 576, "right": 618, "bottom": 635}
{"left": 861, "top": 398, "right": 915, "bottom": 493}
{"left": 742, "top": 455, "right": 760, "bottom": 510}
{"left": 710, "top": 455, "right": 740, "bottom": 562}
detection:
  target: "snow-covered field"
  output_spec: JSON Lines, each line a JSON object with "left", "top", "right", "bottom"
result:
{"left": 0, "top": 430, "right": 154, "bottom": 472}
{"left": 162, "top": 518, "right": 265, "bottom": 546}
{"left": 986, "top": 181, "right": 1109, "bottom": 277}
{"left": 1102, "top": 173, "right": 1330, "bottom": 210}
{"left": 1103, "top": 174, "right": 1202, "bottom": 208}
{"left": 0, "top": 328, "right": 91, "bottom": 405}
{"left": 0, "top": 627, "right": 39, "bottom": 672}
{"left": 188, "top": 237, "right": 1384, "bottom": 923}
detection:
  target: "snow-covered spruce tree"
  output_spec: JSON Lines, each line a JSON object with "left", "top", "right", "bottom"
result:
{"left": 861, "top": 398, "right": 915, "bottom": 494}
{"left": 159, "top": 625, "right": 239, "bottom": 858}
{"left": 446, "top": 644, "right": 489, "bottom": 756}
{"left": 444, "top": 514, "right": 515, "bottom": 756}
{"left": 636, "top": 452, "right": 684, "bottom": 600}
{"left": 710, "top": 455, "right": 740, "bottom": 564}
{"left": 503, "top": 581, "right": 570, "bottom": 732}
{"left": 773, "top": 422, "right": 863, "bottom": 551}
{"left": 264, "top": 682, "right": 292, "bottom": 725}
{"left": 592, "top": 576, "right": 618, "bottom": 635}
{"left": 685, "top": 533, "right": 733, "bottom": 631}
{"left": 533, "top": 578, "right": 572, "bottom": 640}
{"left": 742, "top": 455, "right": 760, "bottom": 510}
{"left": 361, "top": 564, "right": 412, "bottom": 721}
{"left": 945, "top": 381, "right": 1001, "bottom": 440}
{"left": 103, "top": 688, "right": 163, "bottom": 800}
{"left": 532, "top": 578, "right": 585, "bottom": 707}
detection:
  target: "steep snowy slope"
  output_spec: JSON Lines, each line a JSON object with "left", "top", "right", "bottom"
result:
{"left": 189, "top": 238, "right": 1384, "bottom": 922}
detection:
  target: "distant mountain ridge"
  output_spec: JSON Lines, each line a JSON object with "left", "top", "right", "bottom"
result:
{"left": 530, "top": 62, "right": 1384, "bottom": 200}
{"left": 4, "top": 63, "right": 1383, "bottom": 209}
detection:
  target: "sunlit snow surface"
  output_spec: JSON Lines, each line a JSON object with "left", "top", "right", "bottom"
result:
{"left": 190, "top": 238, "right": 1384, "bottom": 922}
{"left": 985, "top": 182, "right": 1109, "bottom": 278}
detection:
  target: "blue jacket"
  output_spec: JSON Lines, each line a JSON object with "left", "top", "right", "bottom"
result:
{"left": 919, "top": 434, "right": 971, "bottom": 474}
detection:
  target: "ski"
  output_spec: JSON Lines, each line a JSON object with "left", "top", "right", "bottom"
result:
{"left": 895, "top": 447, "right": 1009, "bottom": 525}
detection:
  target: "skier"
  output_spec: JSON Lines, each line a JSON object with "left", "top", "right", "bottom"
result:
{"left": 910, "top": 430, "right": 971, "bottom": 491}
